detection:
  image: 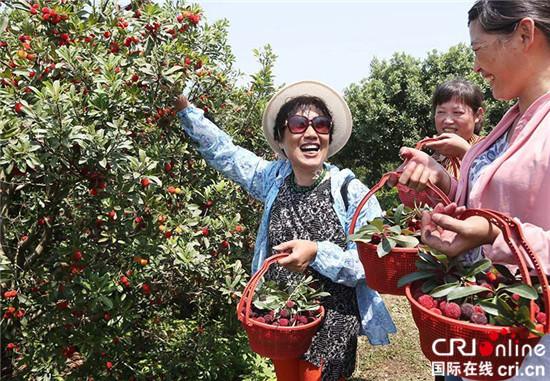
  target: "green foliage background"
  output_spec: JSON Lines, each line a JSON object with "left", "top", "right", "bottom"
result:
{"left": 332, "top": 44, "right": 511, "bottom": 191}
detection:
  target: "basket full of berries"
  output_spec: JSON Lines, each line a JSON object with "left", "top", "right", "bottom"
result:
{"left": 397, "top": 137, "right": 460, "bottom": 208}
{"left": 348, "top": 171, "right": 450, "bottom": 295}
{"left": 400, "top": 209, "right": 550, "bottom": 380}
{"left": 237, "top": 253, "right": 327, "bottom": 360}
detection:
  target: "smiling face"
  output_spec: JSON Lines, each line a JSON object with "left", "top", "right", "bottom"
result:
{"left": 469, "top": 19, "right": 524, "bottom": 101}
{"left": 434, "top": 98, "right": 482, "bottom": 140}
{"left": 280, "top": 105, "right": 330, "bottom": 179}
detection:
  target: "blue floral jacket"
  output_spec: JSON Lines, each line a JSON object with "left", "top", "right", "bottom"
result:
{"left": 178, "top": 106, "right": 396, "bottom": 344}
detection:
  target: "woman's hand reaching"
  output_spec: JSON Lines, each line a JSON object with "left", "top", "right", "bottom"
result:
{"left": 273, "top": 240, "right": 318, "bottom": 273}
{"left": 421, "top": 202, "right": 501, "bottom": 257}
{"left": 175, "top": 93, "right": 190, "bottom": 113}
{"left": 423, "top": 133, "right": 472, "bottom": 159}
{"left": 388, "top": 147, "right": 451, "bottom": 194}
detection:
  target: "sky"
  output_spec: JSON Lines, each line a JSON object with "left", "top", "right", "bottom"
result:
{"left": 195, "top": 0, "right": 475, "bottom": 92}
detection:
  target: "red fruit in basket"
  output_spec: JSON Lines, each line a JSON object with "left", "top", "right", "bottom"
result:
{"left": 439, "top": 301, "right": 447, "bottom": 314}
{"left": 461, "top": 303, "right": 475, "bottom": 320}
{"left": 511, "top": 293, "right": 520, "bottom": 302}
{"left": 370, "top": 232, "right": 382, "bottom": 244}
{"left": 279, "top": 318, "right": 289, "bottom": 326}
{"left": 255, "top": 316, "right": 265, "bottom": 323}
{"left": 471, "top": 311, "right": 488, "bottom": 325}
{"left": 474, "top": 305, "right": 484, "bottom": 314}
{"left": 285, "top": 301, "right": 294, "bottom": 309}
{"left": 298, "top": 315, "right": 309, "bottom": 324}
{"left": 444, "top": 302, "right": 461, "bottom": 319}
{"left": 534, "top": 303, "right": 541, "bottom": 314}
{"left": 536, "top": 312, "right": 547, "bottom": 325}
{"left": 430, "top": 308, "right": 442, "bottom": 315}
{"left": 264, "top": 314, "right": 273, "bottom": 324}
{"left": 418, "top": 295, "right": 436, "bottom": 310}
{"left": 413, "top": 290, "right": 423, "bottom": 301}
{"left": 279, "top": 309, "right": 290, "bottom": 318}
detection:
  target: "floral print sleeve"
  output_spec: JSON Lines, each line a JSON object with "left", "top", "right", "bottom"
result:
{"left": 313, "top": 177, "right": 382, "bottom": 287}
{"left": 177, "top": 105, "right": 279, "bottom": 202}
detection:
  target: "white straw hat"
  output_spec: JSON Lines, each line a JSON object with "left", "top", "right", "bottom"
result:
{"left": 262, "top": 80, "right": 352, "bottom": 159}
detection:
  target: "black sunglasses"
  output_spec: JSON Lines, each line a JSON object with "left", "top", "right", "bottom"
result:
{"left": 285, "top": 115, "right": 333, "bottom": 135}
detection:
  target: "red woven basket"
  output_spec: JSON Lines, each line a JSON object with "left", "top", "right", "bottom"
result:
{"left": 405, "top": 209, "right": 550, "bottom": 380}
{"left": 237, "top": 253, "right": 325, "bottom": 360}
{"left": 350, "top": 171, "right": 451, "bottom": 296}
{"left": 397, "top": 138, "right": 460, "bottom": 208}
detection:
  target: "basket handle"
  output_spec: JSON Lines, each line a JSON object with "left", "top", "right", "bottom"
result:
{"left": 238, "top": 253, "right": 290, "bottom": 327}
{"left": 458, "top": 209, "right": 550, "bottom": 333}
{"left": 349, "top": 171, "right": 451, "bottom": 234}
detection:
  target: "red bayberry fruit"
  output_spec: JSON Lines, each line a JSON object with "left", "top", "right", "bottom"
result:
{"left": 142, "top": 283, "right": 151, "bottom": 295}
{"left": 73, "top": 251, "right": 82, "bottom": 261}
{"left": 444, "top": 302, "right": 462, "bottom": 319}
{"left": 470, "top": 311, "right": 488, "bottom": 325}
{"left": 15, "top": 102, "right": 23, "bottom": 113}
{"left": 460, "top": 303, "right": 475, "bottom": 320}
{"left": 104, "top": 31, "right": 111, "bottom": 38}
{"left": 536, "top": 312, "right": 547, "bottom": 325}
{"left": 141, "top": 178, "right": 149, "bottom": 187}
{"left": 279, "top": 318, "right": 289, "bottom": 326}
{"left": 106, "top": 362, "right": 113, "bottom": 369}
{"left": 201, "top": 227, "right": 209, "bottom": 236}
{"left": 104, "top": 312, "right": 111, "bottom": 320}
{"left": 285, "top": 301, "right": 294, "bottom": 309}
{"left": 418, "top": 295, "right": 436, "bottom": 310}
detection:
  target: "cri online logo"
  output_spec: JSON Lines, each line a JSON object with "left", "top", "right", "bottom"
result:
{"left": 432, "top": 330, "right": 546, "bottom": 357}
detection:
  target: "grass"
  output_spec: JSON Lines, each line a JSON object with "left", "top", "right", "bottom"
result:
{"left": 350, "top": 294, "right": 433, "bottom": 380}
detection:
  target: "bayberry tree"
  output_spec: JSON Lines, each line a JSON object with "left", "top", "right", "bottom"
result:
{"left": 0, "top": 0, "right": 277, "bottom": 378}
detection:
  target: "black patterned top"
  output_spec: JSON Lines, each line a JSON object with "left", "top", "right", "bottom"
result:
{"left": 266, "top": 174, "right": 360, "bottom": 381}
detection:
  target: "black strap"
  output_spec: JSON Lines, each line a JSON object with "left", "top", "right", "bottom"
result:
{"left": 340, "top": 177, "right": 354, "bottom": 211}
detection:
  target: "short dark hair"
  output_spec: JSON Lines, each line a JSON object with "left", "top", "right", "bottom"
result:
{"left": 273, "top": 96, "right": 333, "bottom": 143}
{"left": 432, "top": 79, "right": 485, "bottom": 134}
{"left": 468, "top": 0, "right": 550, "bottom": 41}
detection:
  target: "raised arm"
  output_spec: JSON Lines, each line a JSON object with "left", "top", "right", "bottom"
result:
{"left": 176, "top": 94, "right": 282, "bottom": 202}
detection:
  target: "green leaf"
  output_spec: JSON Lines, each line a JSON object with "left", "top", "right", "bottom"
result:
{"left": 429, "top": 282, "right": 460, "bottom": 298}
{"left": 447, "top": 285, "right": 490, "bottom": 301}
{"left": 392, "top": 235, "right": 419, "bottom": 248}
{"left": 377, "top": 237, "right": 396, "bottom": 258}
{"left": 397, "top": 270, "right": 434, "bottom": 288}
{"left": 493, "top": 264, "right": 516, "bottom": 280}
{"left": 99, "top": 295, "right": 113, "bottom": 310}
{"left": 479, "top": 300, "right": 499, "bottom": 316}
{"left": 502, "top": 283, "right": 539, "bottom": 300}
{"left": 465, "top": 258, "right": 491, "bottom": 277}
{"left": 393, "top": 203, "right": 405, "bottom": 226}
{"left": 421, "top": 279, "right": 439, "bottom": 294}
{"left": 370, "top": 219, "right": 384, "bottom": 231}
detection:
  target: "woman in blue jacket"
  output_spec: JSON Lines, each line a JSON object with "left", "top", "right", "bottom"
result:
{"left": 175, "top": 80, "right": 395, "bottom": 381}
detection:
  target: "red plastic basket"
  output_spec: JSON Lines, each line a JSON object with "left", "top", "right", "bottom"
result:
{"left": 237, "top": 253, "right": 325, "bottom": 360}
{"left": 405, "top": 209, "right": 550, "bottom": 380}
{"left": 397, "top": 137, "right": 460, "bottom": 208}
{"left": 350, "top": 171, "right": 450, "bottom": 295}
